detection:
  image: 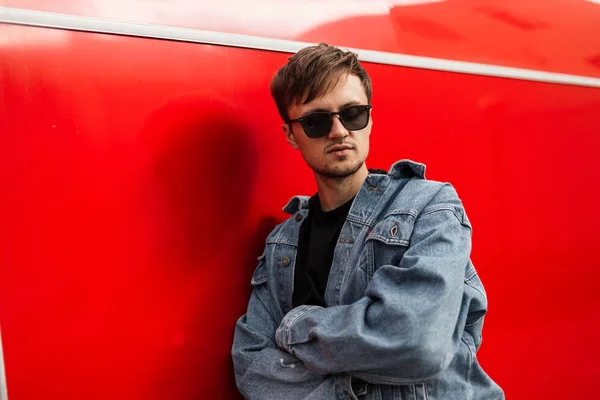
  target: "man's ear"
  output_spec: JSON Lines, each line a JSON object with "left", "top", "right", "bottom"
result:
{"left": 283, "top": 123, "right": 300, "bottom": 150}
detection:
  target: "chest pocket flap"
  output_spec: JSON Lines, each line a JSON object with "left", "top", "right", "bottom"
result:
{"left": 367, "top": 212, "right": 416, "bottom": 247}
{"left": 251, "top": 253, "right": 268, "bottom": 286}
{"left": 363, "top": 213, "right": 417, "bottom": 273}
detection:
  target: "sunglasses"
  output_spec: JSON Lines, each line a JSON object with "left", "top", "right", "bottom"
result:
{"left": 289, "top": 104, "right": 373, "bottom": 139}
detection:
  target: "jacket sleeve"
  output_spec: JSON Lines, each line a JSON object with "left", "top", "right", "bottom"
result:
{"left": 274, "top": 186, "right": 471, "bottom": 385}
{"left": 231, "top": 256, "right": 337, "bottom": 399}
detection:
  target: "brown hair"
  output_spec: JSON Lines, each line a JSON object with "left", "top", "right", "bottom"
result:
{"left": 270, "top": 43, "right": 372, "bottom": 122}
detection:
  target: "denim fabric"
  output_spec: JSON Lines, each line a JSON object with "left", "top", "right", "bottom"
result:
{"left": 232, "top": 160, "right": 504, "bottom": 400}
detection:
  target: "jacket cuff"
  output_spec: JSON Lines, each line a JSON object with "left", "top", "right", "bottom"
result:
{"left": 275, "top": 305, "right": 321, "bottom": 353}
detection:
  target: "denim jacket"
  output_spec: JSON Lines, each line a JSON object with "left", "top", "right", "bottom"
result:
{"left": 232, "top": 160, "right": 504, "bottom": 400}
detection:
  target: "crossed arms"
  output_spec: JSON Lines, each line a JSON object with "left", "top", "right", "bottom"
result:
{"left": 232, "top": 194, "right": 471, "bottom": 399}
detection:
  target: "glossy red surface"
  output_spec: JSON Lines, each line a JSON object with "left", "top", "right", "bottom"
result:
{"left": 2, "top": 0, "right": 600, "bottom": 77}
{"left": 1, "top": 6, "right": 600, "bottom": 400}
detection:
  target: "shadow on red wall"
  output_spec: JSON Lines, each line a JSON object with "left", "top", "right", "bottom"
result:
{"left": 136, "top": 94, "right": 278, "bottom": 398}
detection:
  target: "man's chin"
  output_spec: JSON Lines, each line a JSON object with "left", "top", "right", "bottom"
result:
{"left": 312, "top": 160, "right": 364, "bottom": 180}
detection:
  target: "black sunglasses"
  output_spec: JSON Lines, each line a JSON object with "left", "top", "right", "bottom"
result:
{"left": 289, "top": 104, "right": 373, "bottom": 139}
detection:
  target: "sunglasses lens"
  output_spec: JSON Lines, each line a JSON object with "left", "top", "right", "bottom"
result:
{"left": 295, "top": 105, "right": 371, "bottom": 138}
{"left": 300, "top": 113, "right": 333, "bottom": 138}
{"left": 340, "top": 106, "right": 369, "bottom": 130}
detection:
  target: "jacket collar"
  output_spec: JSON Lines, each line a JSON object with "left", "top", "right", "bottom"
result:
{"left": 282, "top": 159, "right": 426, "bottom": 214}
{"left": 387, "top": 159, "right": 426, "bottom": 179}
{"left": 282, "top": 195, "right": 311, "bottom": 214}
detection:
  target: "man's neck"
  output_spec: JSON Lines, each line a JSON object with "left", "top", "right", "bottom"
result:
{"left": 314, "top": 165, "right": 369, "bottom": 211}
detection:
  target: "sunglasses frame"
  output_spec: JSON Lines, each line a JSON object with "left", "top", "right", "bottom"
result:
{"left": 288, "top": 104, "right": 373, "bottom": 139}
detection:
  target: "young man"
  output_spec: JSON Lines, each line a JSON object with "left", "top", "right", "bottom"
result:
{"left": 232, "top": 43, "right": 503, "bottom": 400}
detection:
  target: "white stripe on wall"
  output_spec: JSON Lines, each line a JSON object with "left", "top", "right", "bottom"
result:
{"left": 1, "top": 6, "right": 599, "bottom": 88}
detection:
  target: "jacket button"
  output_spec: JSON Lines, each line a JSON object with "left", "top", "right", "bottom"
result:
{"left": 295, "top": 214, "right": 302, "bottom": 222}
{"left": 281, "top": 256, "right": 290, "bottom": 266}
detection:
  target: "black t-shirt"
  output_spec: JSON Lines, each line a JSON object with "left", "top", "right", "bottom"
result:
{"left": 292, "top": 194, "right": 355, "bottom": 308}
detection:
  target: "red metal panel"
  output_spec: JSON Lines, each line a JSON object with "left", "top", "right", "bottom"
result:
{"left": 2, "top": 0, "right": 600, "bottom": 77}
{"left": 1, "top": 22, "right": 600, "bottom": 400}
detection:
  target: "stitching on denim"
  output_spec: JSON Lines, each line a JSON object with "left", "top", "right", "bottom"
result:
{"left": 251, "top": 261, "right": 268, "bottom": 285}
{"left": 465, "top": 277, "right": 487, "bottom": 299}
{"left": 422, "top": 206, "right": 462, "bottom": 224}
{"left": 421, "top": 206, "right": 472, "bottom": 230}
{"left": 421, "top": 205, "right": 455, "bottom": 215}
{"left": 461, "top": 334, "right": 474, "bottom": 382}
{"left": 346, "top": 213, "right": 374, "bottom": 226}
{"left": 356, "top": 240, "right": 375, "bottom": 278}
{"left": 384, "top": 209, "right": 419, "bottom": 218}
{"left": 367, "top": 235, "right": 410, "bottom": 246}
{"left": 464, "top": 266, "right": 477, "bottom": 281}
{"left": 367, "top": 241, "right": 375, "bottom": 278}
{"left": 266, "top": 237, "right": 298, "bottom": 246}
{"left": 353, "top": 371, "right": 440, "bottom": 386}
{"left": 284, "top": 306, "right": 319, "bottom": 345}
{"left": 252, "top": 286, "right": 278, "bottom": 344}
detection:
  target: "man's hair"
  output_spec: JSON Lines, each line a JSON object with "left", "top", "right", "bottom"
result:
{"left": 270, "top": 43, "right": 372, "bottom": 123}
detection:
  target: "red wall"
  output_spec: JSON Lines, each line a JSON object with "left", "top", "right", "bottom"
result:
{"left": 1, "top": 2, "right": 600, "bottom": 399}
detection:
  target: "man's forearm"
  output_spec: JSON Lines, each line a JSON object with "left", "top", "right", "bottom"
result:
{"left": 232, "top": 276, "right": 338, "bottom": 399}
{"left": 275, "top": 205, "right": 470, "bottom": 384}
{"left": 234, "top": 346, "right": 337, "bottom": 400}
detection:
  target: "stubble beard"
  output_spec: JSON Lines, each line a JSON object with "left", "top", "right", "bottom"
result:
{"left": 311, "top": 157, "right": 365, "bottom": 180}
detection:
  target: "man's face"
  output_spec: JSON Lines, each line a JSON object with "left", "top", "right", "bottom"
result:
{"left": 283, "top": 74, "right": 372, "bottom": 179}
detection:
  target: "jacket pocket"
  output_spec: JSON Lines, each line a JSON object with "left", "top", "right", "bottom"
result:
{"left": 362, "top": 212, "right": 416, "bottom": 277}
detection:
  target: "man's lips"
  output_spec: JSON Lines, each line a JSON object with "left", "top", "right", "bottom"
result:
{"left": 327, "top": 145, "right": 354, "bottom": 153}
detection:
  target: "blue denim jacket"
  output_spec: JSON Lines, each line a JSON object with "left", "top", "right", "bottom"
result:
{"left": 232, "top": 160, "right": 504, "bottom": 400}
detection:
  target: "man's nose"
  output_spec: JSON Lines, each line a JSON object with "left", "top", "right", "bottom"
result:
{"left": 328, "top": 116, "right": 349, "bottom": 139}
